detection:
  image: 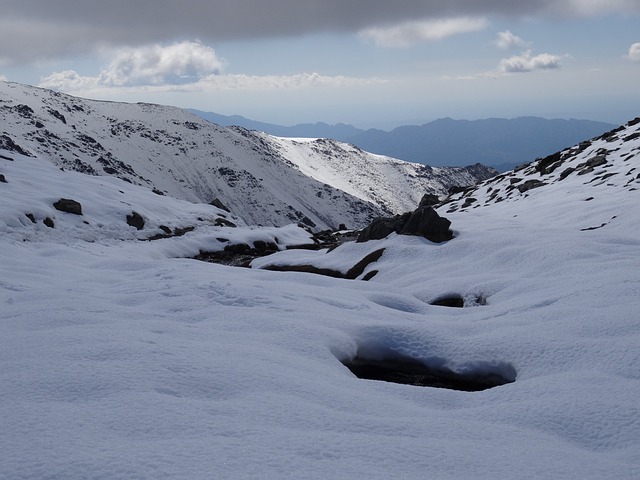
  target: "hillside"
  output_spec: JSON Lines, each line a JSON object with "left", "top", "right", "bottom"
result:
{"left": 1, "top": 117, "right": 639, "bottom": 478}
{"left": 0, "top": 81, "right": 494, "bottom": 230}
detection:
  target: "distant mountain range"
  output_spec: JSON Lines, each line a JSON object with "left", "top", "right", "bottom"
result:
{"left": 190, "top": 109, "right": 615, "bottom": 172}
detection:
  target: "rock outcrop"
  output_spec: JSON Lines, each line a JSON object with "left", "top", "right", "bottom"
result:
{"left": 357, "top": 206, "right": 452, "bottom": 243}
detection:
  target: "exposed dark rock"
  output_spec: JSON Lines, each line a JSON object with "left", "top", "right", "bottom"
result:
{"left": 214, "top": 217, "right": 237, "bottom": 228}
{"left": 418, "top": 193, "right": 440, "bottom": 207}
{"left": 145, "top": 225, "right": 195, "bottom": 241}
{"left": 285, "top": 228, "right": 359, "bottom": 252}
{"left": 262, "top": 263, "right": 345, "bottom": 278}
{"left": 194, "top": 240, "right": 280, "bottom": 267}
{"left": 25, "top": 213, "right": 36, "bottom": 223}
{"left": 462, "top": 197, "right": 477, "bottom": 208}
{"left": 47, "top": 108, "right": 67, "bottom": 124}
{"left": 0, "top": 135, "right": 32, "bottom": 157}
{"left": 585, "top": 154, "right": 607, "bottom": 168}
{"left": 126, "top": 211, "right": 145, "bottom": 230}
{"left": 43, "top": 217, "right": 54, "bottom": 228}
{"left": 261, "top": 248, "right": 385, "bottom": 280}
{"left": 0, "top": 174, "right": 6, "bottom": 183}
{"left": 357, "top": 206, "right": 452, "bottom": 243}
{"left": 211, "top": 198, "right": 231, "bottom": 212}
{"left": 517, "top": 179, "right": 546, "bottom": 193}
{"left": 345, "top": 248, "right": 385, "bottom": 279}
{"left": 224, "top": 243, "right": 251, "bottom": 255}
{"left": 53, "top": 198, "right": 83, "bottom": 215}
{"left": 252, "top": 240, "right": 279, "bottom": 254}
{"left": 0, "top": 153, "right": 14, "bottom": 161}
{"left": 559, "top": 167, "right": 575, "bottom": 180}
{"left": 362, "top": 270, "right": 379, "bottom": 281}
{"left": 15, "top": 104, "right": 34, "bottom": 118}
{"left": 536, "top": 151, "right": 563, "bottom": 175}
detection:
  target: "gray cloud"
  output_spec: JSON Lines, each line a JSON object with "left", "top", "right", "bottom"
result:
{"left": 2, "top": 1, "right": 639, "bottom": 65}
{"left": 499, "top": 50, "right": 563, "bottom": 72}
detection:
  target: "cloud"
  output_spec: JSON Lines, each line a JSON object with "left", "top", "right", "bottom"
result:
{"left": 98, "top": 42, "right": 224, "bottom": 86}
{"left": 358, "top": 17, "right": 488, "bottom": 47}
{"left": 40, "top": 42, "right": 224, "bottom": 89}
{"left": 629, "top": 43, "right": 640, "bottom": 62}
{"left": 2, "top": 1, "right": 639, "bottom": 64}
{"left": 495, "top": 30, "right": 529, "bottom": 50}
{"left": 41, "top": 71, "right": 385, "bottom": 94}
{"left": 498, "top": 50, "right": 563, "bottom": 72}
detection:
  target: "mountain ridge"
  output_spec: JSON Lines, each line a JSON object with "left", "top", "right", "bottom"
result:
{"left": 190, "top": 109, "right": 614, "bottom": 171}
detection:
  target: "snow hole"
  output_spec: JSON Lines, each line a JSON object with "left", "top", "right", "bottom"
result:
{"left": 429, "top": 293, "right": 487, "bottom": 308}
{"left": 342, "top": 347, "right": 515, "bottom": 391}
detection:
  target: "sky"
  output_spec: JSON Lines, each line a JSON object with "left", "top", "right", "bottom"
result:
{"left": 1, "top": 0, "right": 639, "bottom": 129}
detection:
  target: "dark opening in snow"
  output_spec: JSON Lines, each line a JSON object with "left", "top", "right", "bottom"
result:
{"left": 430, "top": 294, "right": 464, "bottom": 308}
{"left": 342, "top": 351, "right": 515, "bottom": 391}
{"left": 429, "top": 293, "right": 487, "bottom": 308}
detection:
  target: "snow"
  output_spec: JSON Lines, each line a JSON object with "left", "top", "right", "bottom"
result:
{"left": 2, "top": 113, "right": 640, "bottom": 478}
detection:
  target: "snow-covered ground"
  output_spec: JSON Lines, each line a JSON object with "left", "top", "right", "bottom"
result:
{"left": 1, "top": 117, "right": 640, "bottom": 479}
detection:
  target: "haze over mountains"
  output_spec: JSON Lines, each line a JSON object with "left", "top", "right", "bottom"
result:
{"left": 191, "top": 109, "right": 614, "bottom": 172}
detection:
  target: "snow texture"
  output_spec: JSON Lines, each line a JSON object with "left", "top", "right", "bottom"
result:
{"left": 1, "top": 93, "right": 640, "bottom": 478}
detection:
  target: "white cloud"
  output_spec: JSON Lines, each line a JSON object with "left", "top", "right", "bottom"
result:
{"left": 495, "top": 30, "right": 529, "bottom": 50}
{"left": 499, "top": 50, "right": 563, "bottom": 73}
{"left": 39, "top": 70, "right": 100, "bottom": 91}
{"left": 0, "top": 74, "right": 7, "bottom": 82}
{"left": 97, "top": 41, "right": 224, "bottom": 86}
{"left": 358, "top": 17, "right": 488, "bottom": 47}
{"left": 629, "top": 43, "right": 640, "bottom": 62}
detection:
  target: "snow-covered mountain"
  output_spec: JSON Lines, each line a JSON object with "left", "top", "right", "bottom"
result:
{"left": 0, "top": 81, "right": 494, "bottom": 230}
{"left": 1, "top": 113, "right": 639, "bottom": 478}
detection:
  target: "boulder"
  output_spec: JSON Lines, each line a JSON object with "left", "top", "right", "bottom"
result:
{"left": 53, "top": 198, "right": 82, "bottom": 215}
{"left": 126, "top": 211, "right": 145, "bottom": 230}
{"left": 357, "top": 206, "right": 452, "bottom": 243}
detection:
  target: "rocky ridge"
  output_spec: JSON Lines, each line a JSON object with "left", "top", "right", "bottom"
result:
{"left": 440, "top": 118, "right": 640, "bottom": 214}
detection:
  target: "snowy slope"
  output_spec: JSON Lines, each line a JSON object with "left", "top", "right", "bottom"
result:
{"left": 1, "top": 118, "right": 640, "bottom": 479}
{"left": 0, "top": 81, "right": 494, "bottom": 230}
{"left": 267, "top": 134, "right": 493, "bottom": 214}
